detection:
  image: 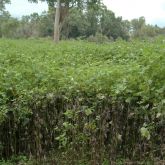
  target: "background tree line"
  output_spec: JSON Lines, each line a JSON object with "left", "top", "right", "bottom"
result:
{"left": 0, "top": 0, "right": 165, "bottom": 41}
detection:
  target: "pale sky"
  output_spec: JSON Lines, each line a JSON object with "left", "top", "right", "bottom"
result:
{"left": 6, "top": 0, "right": 165, "bottom": 27}
{"left": 104, "top": 0, "right": 165, "bottom": 27}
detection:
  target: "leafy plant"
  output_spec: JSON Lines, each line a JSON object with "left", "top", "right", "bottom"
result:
{"left": 0, "top": 38, "right": 165, "bottom": 164}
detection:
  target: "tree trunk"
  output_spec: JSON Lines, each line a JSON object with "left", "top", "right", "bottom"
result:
{"left": 54, "top": 0, "right": 60, "bottom": 43}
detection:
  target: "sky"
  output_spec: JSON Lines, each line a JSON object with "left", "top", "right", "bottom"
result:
{"left": 6, "top": 0, "right": 165, "bottom": 27}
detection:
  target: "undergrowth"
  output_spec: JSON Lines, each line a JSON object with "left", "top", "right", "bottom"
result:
{"left": 0, "top": 38, "right": 165, "bottom": 164}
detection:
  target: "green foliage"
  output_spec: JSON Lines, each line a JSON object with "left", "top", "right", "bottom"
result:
{"left": 0, "top": 155, "right": 32, "bottom": 165}
{"left": 0, "top": 16, "right": 19, "bottom": 38}
{"left": 0, "top": 38, "right": 164, "bottom": 123}
{"left": 130, "top": 17, "right": 163, "bottom": 39}
{"left": 61, "top": 8, "right": 89, "bottom": 39}
{"left": 87, "top": 32, "right": 110, "bottom": 43}
{"left": 140, "top": 126, "right": 150, "bottom": 140}
{"left": 0, "top": 38, "right": 165, "bottom": 163}
{"left": 0, "top": 0, "right": 10, "bottom": 12}
{"left": 100, "top": 8, "right": 129, "bottom": 40}
{"left": 1, "top": 3, "right": 165, "bottom": 40}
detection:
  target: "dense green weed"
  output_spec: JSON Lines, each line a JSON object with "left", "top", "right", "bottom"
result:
{"left": 0, "top": 38, "right": 165, "bottom": 163}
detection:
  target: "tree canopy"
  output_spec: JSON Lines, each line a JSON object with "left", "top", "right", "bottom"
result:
{"left": 0, "top": 0, "right": 165, "bottom": 40}
{"left": 0, "top": 0, "right": 10, "bottom": 12}
{"left": 28, "top": 0, "right": 102, "bottom": 42}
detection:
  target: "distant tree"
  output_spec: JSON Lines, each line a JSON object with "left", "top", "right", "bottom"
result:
{"left": 39, "top": 11, "right": 54, "bottom": 37}
{"left": 143, "top": 25, "right": 157, "bottom": 37}
{"left": 131, "top": 16, "right": 146, "bottom": 38}
{"left": 100, "top": 8, "right": 129, "bottom": 40}
{"left": 61, "top": 5, "right": 130, "bottom": 40}
{"left": 28, "top": 0, "right": 102, "bottom": 43}
{"left": 0, "top": 0, "right": 10, "bottom": 12}
{"left": 0, "top": 12, "right": 19, "bottom": 38}
{"left": 16, "top": 13, "right": 41, "bottom": 38}
{"left": 61, "top": 8, "right": 89, "bottom": 38}
{"left": 0, "top": 0, "right": 11, "bottom": 37}
{"left": 130, "top": 17, "right": 163, "bottom": 39}
{"left": 85, "top": 7, "right": 99, "bottom": 36}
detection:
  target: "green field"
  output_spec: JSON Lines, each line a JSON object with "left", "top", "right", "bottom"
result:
{"left": 0, "top": 38, "right": 165, "bottom": 164}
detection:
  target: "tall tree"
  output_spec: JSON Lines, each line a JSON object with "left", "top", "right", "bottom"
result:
{"left": 28, "top": 0, "right": 101, "bottom": 42}
{"left": 54, "top": 0, "right": 60, "bottom": 42}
